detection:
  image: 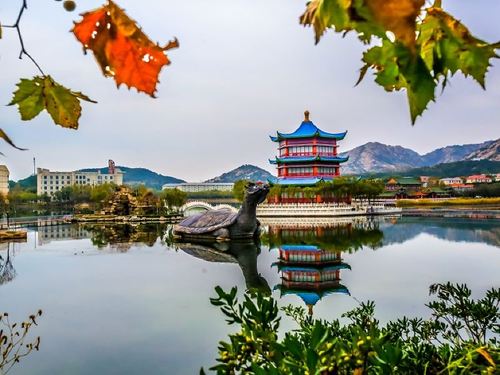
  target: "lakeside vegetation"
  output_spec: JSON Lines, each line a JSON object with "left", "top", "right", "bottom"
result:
{"left": 206, "top": 283, "right": 500, "bottom": 374}
{"left": 397, "top": 197, "right": 500, "bottom": 208}
{"left": 0, "top": 183, "right": 188, "bottom": 217}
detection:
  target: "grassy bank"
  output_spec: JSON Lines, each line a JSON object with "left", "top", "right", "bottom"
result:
{"left": 397, "top": 197, "right": 500, "bottom": 207}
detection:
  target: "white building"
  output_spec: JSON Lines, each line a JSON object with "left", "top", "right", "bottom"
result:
{"left": 439, "top": 177, "right": 463, "bottom": 186}
{"left": 0, "top": 165, "right": 9, "bottom": 197}
{"left": 37, "top": 160, "right": 123, "bottom": 196}
{"left": 466, "top": 174, "right": 492, "bottom": 184}
{"left": 162, "top": 182, "right": 234, "bottom": 193}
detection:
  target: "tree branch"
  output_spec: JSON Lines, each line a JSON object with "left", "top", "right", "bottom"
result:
{"left": 3, "top": 0, "right": 45, "bottom": 75}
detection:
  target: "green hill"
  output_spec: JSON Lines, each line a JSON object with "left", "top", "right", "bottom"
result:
{"left": 80, "top": 166, "right": 185, "bottom": 190}
{"left": 11, "top": 166, "right": 185, "bottom": 192}
{"left": 9, "top": 175, "right": 37, "bottom": 192}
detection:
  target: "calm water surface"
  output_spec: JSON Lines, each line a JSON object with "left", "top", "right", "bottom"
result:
{"left": 1, "top": 217, "right": 499, "bottom": 374}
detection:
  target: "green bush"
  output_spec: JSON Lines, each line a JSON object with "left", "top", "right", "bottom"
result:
{"left": 205, "top": 283, "right": 499, "bottom": 374}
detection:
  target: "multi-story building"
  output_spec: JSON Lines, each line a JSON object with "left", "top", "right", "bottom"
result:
{"left": 0, "top": 165, "right": 9, "bottom": 197}
{"left": 439, "top": 177, "right": 464, "bottom": 186}
{"left": 466, "top": 174, "right": 492, "bottom": 184}
{"left": 162, "top": 182, "right": 234, "bottom": 192}
{"left": 37, "top": 160, "right": 123, "bottom": 196}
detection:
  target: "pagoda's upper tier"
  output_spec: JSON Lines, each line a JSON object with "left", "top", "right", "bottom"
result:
{"left": 270, "top": 113, "right": 347, "bottom": 142}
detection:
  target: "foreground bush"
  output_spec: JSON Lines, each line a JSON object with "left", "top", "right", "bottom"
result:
{"left": 205, "top": 283, "right": 499, "bottom": 374}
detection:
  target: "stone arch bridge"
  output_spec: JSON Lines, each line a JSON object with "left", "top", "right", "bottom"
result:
{"left": 180, "top": 201, "right": 238, "bottom": 216}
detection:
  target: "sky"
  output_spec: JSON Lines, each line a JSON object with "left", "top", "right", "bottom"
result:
{"left": 1, "top": 0, "right": 499, "bottom": 181}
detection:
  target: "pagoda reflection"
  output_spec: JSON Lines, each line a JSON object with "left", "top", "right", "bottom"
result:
{"left": 265, "top": 218, "right": 383, "bottom": 315}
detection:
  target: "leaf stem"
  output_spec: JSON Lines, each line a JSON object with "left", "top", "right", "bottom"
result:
{"left": 4, "top": 0, "right": 45, "bottom": 76}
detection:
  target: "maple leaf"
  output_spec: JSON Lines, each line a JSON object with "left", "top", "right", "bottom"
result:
{"left": 361, "top": 41, "right": 435, "bottom": 123}
{"left": 300, "top": 0, "right": 351, "bottom": 44}
{"left": 365, "top": 0, "right": 424, "bottom": 49}
{"left": 418, "top": 7, "right": 500, "bottom": 89}
{"left": 72, "top": 0, "right": 179, "bottom": 97}
{"left": 0, "top": 129, "right": 26, "bottom": 151}
{"left": 9, "top": 76, "right": 96, "bottom": 129}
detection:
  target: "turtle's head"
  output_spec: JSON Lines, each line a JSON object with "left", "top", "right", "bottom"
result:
{"left": 244, "top": 182, "right": 269, "bottom": 205}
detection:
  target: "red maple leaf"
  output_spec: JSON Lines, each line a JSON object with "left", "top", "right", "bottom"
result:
{"left": 72, "top": 1, "right": 178, "bottom": 97}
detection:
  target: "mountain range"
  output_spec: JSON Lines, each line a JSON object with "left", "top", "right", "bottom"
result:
{"left": 205, "top": 164, "right": 273, "bottom": 183}
{"left": 11, "top": 139, "right": 499, "bottom": 189}
{"left": 340, "top": 139, "right": 497, "bottom": 174}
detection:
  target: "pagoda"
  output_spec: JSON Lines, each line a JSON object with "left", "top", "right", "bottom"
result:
{"left": 269, "top": 111, "right": 348, "bottom": 185}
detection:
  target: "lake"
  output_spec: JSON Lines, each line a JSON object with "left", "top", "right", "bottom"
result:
{"left": 1, "top": 216, "right": 499, "bottom": 374}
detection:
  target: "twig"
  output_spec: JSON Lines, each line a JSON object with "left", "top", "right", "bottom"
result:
{"left": 3, "top": 0, "right": 45, "bottom": 75}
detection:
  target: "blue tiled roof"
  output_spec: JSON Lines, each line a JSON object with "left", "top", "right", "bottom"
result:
{"left": 281, "top": 245, "right": 320, "bottom": 251}
{"left": 270, "top": 121, "right": 347, "bottom": 142}
{"left": 269, "top": 155, "right": 349, "bottom": 164}
{"left": 277, "top": 264, "right": 352, "bottom": 273}
{"left": 267, "top": 177, "right": 332, "bottom": 186}
{"left": 278, "top": 287, "right": 351, "bottom": 305}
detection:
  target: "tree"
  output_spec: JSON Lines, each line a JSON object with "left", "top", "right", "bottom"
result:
{"left": 160, "top": 188, "right": 187, "bottom": 210}
{"left": 233, "top": 180, "right": 249, "bottom": 202}
{"left": 89, "top": 183, "right": 117, "bottom": 206}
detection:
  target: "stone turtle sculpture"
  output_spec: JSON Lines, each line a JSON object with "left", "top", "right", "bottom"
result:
{"left": 173, "top": 183, "right": 269, "bottom": 240}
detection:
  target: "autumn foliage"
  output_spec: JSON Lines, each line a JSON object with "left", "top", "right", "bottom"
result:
{"left": 1, "top": 0, "right": 498, "bottom": 149}
{"left": 72, "top": 0, "right": 179, "bottom": 97}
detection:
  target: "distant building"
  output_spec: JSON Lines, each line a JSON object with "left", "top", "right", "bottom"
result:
{"left": 466, "top": 174, "right": 492, "bottom": 184}
{"left": 492, "top": 173, "right": 500, "bottom": 182}
{"left": 419, "top": 176, "right": 430, "bottom": 188}
{"left": 385, "top": 177, "right": 422, "bottom": 191}
{"left": 0, "top": 165, "right": 9, "bottom": 196}
{"left": 37, "top": 160, "right": 123, "bottom": 196}
{"left": 162, "top": 182, "right": 234, "bottom": 193}
{"left": 448, "top": 183, "right": 474, "bottom": 192}
{"left": 440, "top": 177, "right": 464, "bottom": 186}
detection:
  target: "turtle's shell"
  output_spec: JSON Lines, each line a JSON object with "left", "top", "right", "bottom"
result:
{"left": 174, "top": 208, "right": 238, "bottom": 235}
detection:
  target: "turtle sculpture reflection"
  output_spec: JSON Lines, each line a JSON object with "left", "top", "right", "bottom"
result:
{"left": 173, "top": 183, "right": 269, "bottom": 241}
{"left": 176, "top": 240, "right": 271, "bottom": 294}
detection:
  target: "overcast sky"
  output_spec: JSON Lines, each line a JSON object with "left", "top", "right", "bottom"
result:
{"left": 1, "top": 0, "right": 499, "bottom": 181}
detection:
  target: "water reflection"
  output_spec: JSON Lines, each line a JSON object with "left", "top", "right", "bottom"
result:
{"left": 265, "top": 219, "right": 383, "bottom": 314}
{"left": 0, "top": 244, "right": 16, "bottom": 285}
{"left": 84, "top": 223, "right": 169, "bottom": 251}
{"left": 380, "top": 217, "right": 500, "bottom": 247}
{"left": 1, "top": 217, "right": 499, "bottom": 374}
{"left": 175, "top": 240, "right": 271, "bottom": 294}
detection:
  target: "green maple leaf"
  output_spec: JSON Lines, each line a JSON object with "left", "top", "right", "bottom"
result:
{"left": 9, "top": 76, "right": 96, "bottom": 129}
{"left": 360, "top": 41, "right": 435, "bottom": 123}
{"left": 418, "top": 8, "right": 499, "bottom": 89}
{"left": 9, "top": 77, "right": 45, "bottom": 121}
{"left": 400, "top": 55, "right": 436, "bottom": 124}
{"left": 300, "top": 0, "right": 352, "bottom": 44}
